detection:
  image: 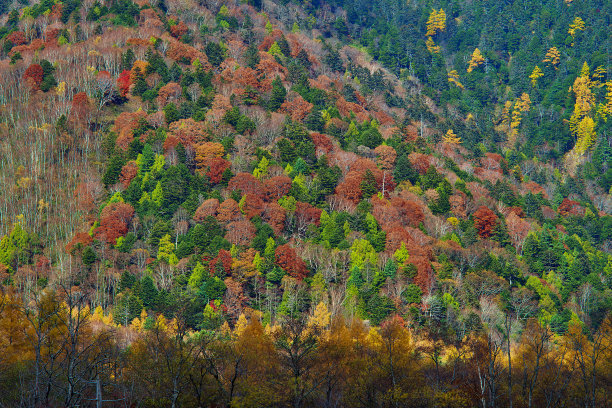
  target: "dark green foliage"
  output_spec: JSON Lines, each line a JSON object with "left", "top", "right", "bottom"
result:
{"left": 224, "top": 107, "right": 240, "bottom": 126}
{"left": 236, "top": 115, "right": 256, "bottom": 134}
{"left": 394, "top": 154, "right": 419, "bottom": 184}
{"left": 428, "top": 178, "right": 452, "bottom": 215}
{"left": 81, "top": 246, "right": 96, "bottom": 266}
{"left": 323, "top": 45, "right": 343, "bottom": 72}
{"left": 420, "top": 166, "right": 445, "bottom": 191}
{"left": 119, "top": 271, "right": 136, "bottom": 292}
{"left": 146, "top": 50, "right": 169, "bottom": 81}
{"left": 121, "top": 48, "right": 135, "bottom": 71}
{"left": 148, "top": 221, "right": 172, "bottom": 248}
{"left": 114, "top": 290, "right": 143, "bottom": 325}
{"left": 306, "top": 109, "right": 325, "bottom": 132}
{"left": 267, "top": 266, "right": 285, "bottom": 284}
{"left": 102, "top": 152, "right": 126, "bottom": 187}
{"left": 403, "top": 284, "right": 423, "bottom": 304}
{"left": 10, "top": 52, "right": 22, "bottom": 65}
{"left": 356, "top": 127, "right": 383, "bottom": 149}
{"left": 277, "top": 35, "right": 290, "bottom": 57}
{"left": 268, "top": 77, "right": 287, "bottom": 111}
{"left": 137, "top": 275, "right": 159, "bottom": 309}
{"left": 38, "top": 60, "right": 57, "bottom": 92}
{"left": 164, "top": 103, "right": 180, "bottom": 124}
{"left": 199, "top": 276, "right": 226, "bottom": 301}
{"left": 244, "top": 43, "right": 260, "bottom": 69}
{"left": 360, "top": 170, "right": 377, "bottom": 198}
{"left": 278, "top": 138, "right": 297, "bottom": 164}
{"left": 205, "top": 42, "right": 225, "bottom": 67}
{"left": 190, "top": 217, "right": 225, "bottom": 254}
{"left": 365, "top": 293, "right": 395, "bottom": 325}
{"left": 284, "top": 122, "right": 316, "bottom": 163}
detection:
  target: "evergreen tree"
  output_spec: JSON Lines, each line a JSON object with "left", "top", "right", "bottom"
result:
{"left": 268, "top": 77, "right": 286, "bottom": 111}
{"left": 360, "top": 170, "right": 378, "bottom": 198}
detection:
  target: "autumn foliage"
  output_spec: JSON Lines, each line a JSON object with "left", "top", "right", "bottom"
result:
{"left": 94, "top": 202, "right": 135, "bottom": 244}
{"left": 275, "top": 244, "right": 308, "bottom": 280}
{"left": 473, "top": 206, "right": 498, "bottom": 238}
{"left": 23, "top": 64, "right": 44, "bottom": 89}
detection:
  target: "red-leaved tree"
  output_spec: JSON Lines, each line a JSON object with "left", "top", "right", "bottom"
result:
{"left": 23, "top": 64, "right": 44, "bottom": 89}
{"left": 94, "top": 202, "right": 135, "bottom": 244}
{"left": 263, "top": 175, "right": 292, "bottom": 202}
{"left": 117, "top": 70, "right": 132, "bottom": 97}
{"left": 473, "top": 206, "right": 498, "bottom": 239}
{"left": 275, "top": 244, "right": 308, "bottom": 280}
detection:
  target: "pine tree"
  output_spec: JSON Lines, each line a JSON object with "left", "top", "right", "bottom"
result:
{"left": 268, "top": 77, "right": 286, "bottom": 111}
{"left": 360, "top": 170, "right": 378, "bottom": 198}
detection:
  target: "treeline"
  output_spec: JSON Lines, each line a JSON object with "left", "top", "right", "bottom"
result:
{"left": 0, "top": 287, "right": 610, "bottom": 408}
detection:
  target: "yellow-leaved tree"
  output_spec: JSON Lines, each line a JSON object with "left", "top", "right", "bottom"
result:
{"left": 425, "top": 9, "right": 445, "bottom": 53}
{"left": 447, "top": 70, "right": 464, "bottom": 89}
{"left": 543, "top": 47, "right": 560, "bottom": 69}
{"left": 529, "top": 66, "right": 543, "bottom": 87}
{"left": 426, "top": 36, "right": 440, "bottom": 54}
{"left": 569, "top": 62, "right": 596, "bottom": 154}
{"left": 605, "top": 81, "right": 612, "bottom": 117}
{"left": 574, "top": 116, "right": 596, "bottom": 154}
{"left": 443, "top": 129, "right": 461, "bottom": 144}
{"left": 503, "top": 93, "right": 531, "bottom": 146}
{"left": 568, "top": 16, "right": 585, "bottom": 46}
{"left": 426, "top": 9, "right": 446, "bottom": 36}
{"left": 467, "top": 48, "right": 485, "bottom": 73}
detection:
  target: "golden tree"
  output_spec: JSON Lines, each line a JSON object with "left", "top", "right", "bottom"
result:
{"left": 425, "top": 9, "right": 446, "bottom": 54}
{"left": 574, "top": 116, "right": 596, "bottom": 154}
{"left": 569, "top": 63, "right": 596, "bottom": 155}
{"left": 426, "top": 9, "right": 446, "bottom": 36}
{"left": 529, "top": 66, "right": 543, "bottom": 87}
{"left": 447, "top": 69, "right": 464, "bottom": 89}
{"left": 426, "top": 36, "right": 441, "bottom": 54}
{"left": 504, "top": 93, "right": 531, "bottom": 146}
{"left": 467, "top": 48, "right": 485, "bottom": 73}
{"left": 568, "top": 16, "right": 585, "bottom": 45}
{"left": 604, "top": 81, "right": 612, "bottom": 117}
{"left": 591, "top": 65, "right": 606, "bottom": 88}
{"left": 543, "top": 47, "right": 561, "bottom": 68}
{"left": 443, "top": 129, "right": 461, "bottom": 144}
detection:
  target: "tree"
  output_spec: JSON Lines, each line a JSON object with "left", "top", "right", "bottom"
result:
{"left": 543, "top": 47, "right": 560, "bottom": 68}
{"left": 529, "top": 66, "right": 543, "bottom": 87}
{"left": 268, "top": 76, "right": 287, "bottom": 111}
{"left": 473, "top": 206, "right": 498, "bottom": 239}
{"left": 426, "top": 9, "right": 446, "bottom": 37}
{"left": 442, "top": 129, "right": 461, "bottom": 144}
{"left": 575, "top": 116, "right": 596, "bottom": 154}
{"left": 394, "top": 154, "right": 419, "bottom": 183}
{"left": 467, "top": 48, "right": 485, "bottom": 73}
{"left": 225, "top": 220, "right": 256, "bottom": 246}
{"left": 205, "top": 42, "right": 225, "bottom": 67}
{"left": 95, "top": 202, "right": 135, "bottom": 244}
{"left": 506, "top": 212, "right": 530, "bottom": 253}
{"left": 360, "top": 169, "right": 378, "bottom": 198}
{"left": 567, "top": 17, "right": 585, "bottom": 46}
{"left": 117, "top": 69, "right": 131, "bottom": 97}
{"left": 275, "top": 244, "right": 308, "bottom": 280}
{"left": 274, "top": 317, "right": 322, "bottom": 408}
{"left": 23, "top": 64, "right": 44, "bottom": 89}
{"left": 448, "top": 69, "right": 465, "bottom": 89}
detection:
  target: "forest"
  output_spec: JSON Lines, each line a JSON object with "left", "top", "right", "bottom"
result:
{"left": 0, "top": 0, "right": 610, "bottom": 406}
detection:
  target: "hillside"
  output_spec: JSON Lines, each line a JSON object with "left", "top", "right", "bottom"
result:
{"left": 0, "top": 0, "right": 611, "bottom": 406}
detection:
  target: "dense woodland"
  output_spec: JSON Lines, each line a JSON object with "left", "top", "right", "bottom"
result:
{"left": 0, "top": 0, "right": 611, "bottom": 406}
